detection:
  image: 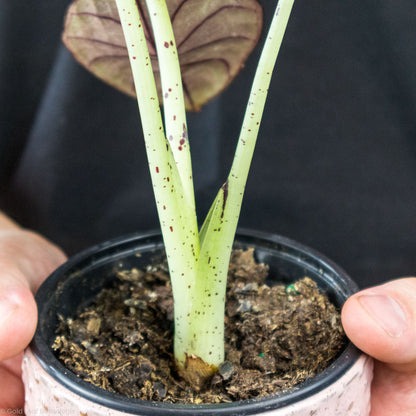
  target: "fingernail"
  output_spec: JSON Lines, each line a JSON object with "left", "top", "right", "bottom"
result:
{"left": 358, "top": 294, "right": 407, "bottom": 337}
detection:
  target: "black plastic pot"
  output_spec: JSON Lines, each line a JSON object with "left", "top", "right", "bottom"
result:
{"left": 24, "top": 229, "right": 372, "bottom": 415}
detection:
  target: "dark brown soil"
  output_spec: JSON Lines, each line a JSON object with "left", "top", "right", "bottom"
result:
{"left": 53, "top": 249, "right": 346, "bottom": 404}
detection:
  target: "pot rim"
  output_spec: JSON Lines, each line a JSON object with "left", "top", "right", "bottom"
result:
{"left": 31, "top": 228, "right": 362, "bottom": 415}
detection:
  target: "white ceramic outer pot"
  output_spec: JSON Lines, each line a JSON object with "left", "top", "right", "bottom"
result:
{"left": 23, "top": 230, "right": 374, "bottom": 416}
{"left": 23, "top": 350, "right": 372, "bottom": 416}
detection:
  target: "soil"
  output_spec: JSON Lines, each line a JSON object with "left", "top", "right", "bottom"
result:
{"left": 53, "top": 248, "right": 346, "bottom": 404}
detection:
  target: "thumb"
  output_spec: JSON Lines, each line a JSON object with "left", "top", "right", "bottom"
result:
{"left": 0, "top": 284, "right": 38, "bottom": 361}
{"left": 0, "top": 229, "right": 67, "bottom": 361}
{"left": 342, "top": 278, "right": 416, "bottom": 415}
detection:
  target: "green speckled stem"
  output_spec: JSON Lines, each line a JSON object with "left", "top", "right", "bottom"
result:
{"left": 115, "top": 0, "right": 199, "bottom": 369}
{"left": 193, "top": 0, "right": 295, "bottom": 365}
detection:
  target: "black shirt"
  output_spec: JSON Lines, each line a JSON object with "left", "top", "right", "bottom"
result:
{"left": 1, "top": 0, "right": 415, "bottom": 288}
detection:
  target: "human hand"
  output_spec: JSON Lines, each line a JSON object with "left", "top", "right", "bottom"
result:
{"left": 342, "top": 278, "right": 416, "bottom": 416}
{"left": 0, "top": 216, "right": 66, "bottom": 412}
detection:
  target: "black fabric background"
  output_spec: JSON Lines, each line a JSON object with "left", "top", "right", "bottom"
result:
{"left": 1, "top": 1, "right": 415, "bottom": 288}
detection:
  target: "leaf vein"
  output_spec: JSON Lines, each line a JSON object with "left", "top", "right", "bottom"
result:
{"left": 70, "top": 12, "right": 121, "bottom": 25}
{"left": 66, "top": 36, "right": 127, "bottom": 50}
{"left": 178, "top": 35, "right": 253, "bottom": 55}
{"left": 88, "top": 54, "right": 129, "bottom": 68}
{"left": 176, "top": 5, "right": 258, "bottom": 49}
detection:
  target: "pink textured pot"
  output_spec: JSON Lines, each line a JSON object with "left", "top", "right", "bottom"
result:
{"left": 23, "top": 230, "right": 373, "bottom": 415}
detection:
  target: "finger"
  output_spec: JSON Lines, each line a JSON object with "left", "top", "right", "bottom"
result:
{"left": 342, "top": 278, "right": 416, "bottom": 369}
{"left": 0, "top": 230, "right": 66, "bottom": 361}
{"left": 342, "top": 278, "right": 416, "bottom": 415}
{"left": 0, "top": 366, "right": 25, "bottom": 412}
{"left": 0, "top": 355, "right": 25, "bottom": 413}
{"left": 0, "top": 230, "right": 67, "bottom": 293}
{"left": 1, "top": 353, "right": 24, "bottom": 378}
{"left": 0, "top": 212, "right": 20, "bottom": 230}
{"left": 0, "top": 284, "right": 38, "bottom": 361}
{"left": 370, "top": 361, "right": 416, "bottom": 416}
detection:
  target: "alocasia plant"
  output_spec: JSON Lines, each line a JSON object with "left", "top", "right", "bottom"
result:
{"left": 62, "top": 0, "right": 294, "bottom": 388}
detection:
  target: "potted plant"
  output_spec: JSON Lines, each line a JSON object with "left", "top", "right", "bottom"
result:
{"left": 22, "top": 0, "right": 373, "bottom": 414}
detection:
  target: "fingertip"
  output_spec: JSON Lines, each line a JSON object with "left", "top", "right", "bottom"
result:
{"left": 342, "top": 295, "right": 386, "bottom": 355}
{"left": 0, "top": 286, "right": 37, "bottom": 361}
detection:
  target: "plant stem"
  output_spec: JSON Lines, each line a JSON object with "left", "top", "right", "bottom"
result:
{"left": 193, "top": 0, "right": 295, "bottom": 371}
{"left": 115, "top": 0, "right": 200, "bottom": 371}
{"left": 145, "top": 0, "right": 195, "bottom": 210}
{"left": 229, "top": 0, "right": 294, "bottom": 189}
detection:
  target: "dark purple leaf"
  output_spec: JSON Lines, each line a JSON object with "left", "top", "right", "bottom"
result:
{"left": 62, "top": 0, "right": 263, "bottom": 110}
